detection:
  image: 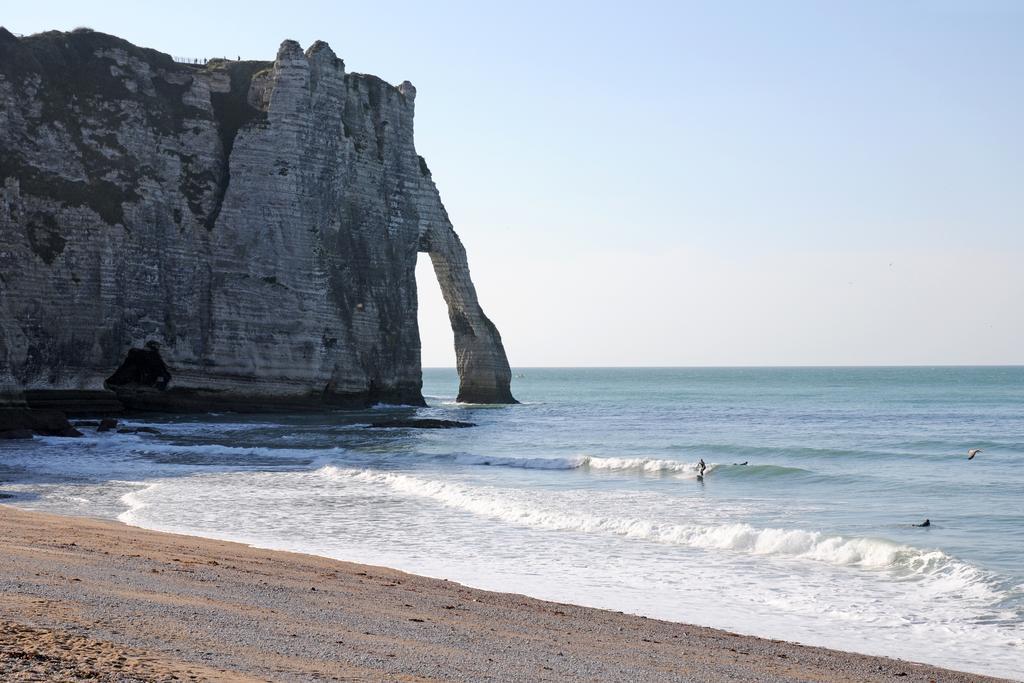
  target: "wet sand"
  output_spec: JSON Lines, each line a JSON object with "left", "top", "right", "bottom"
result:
{"left": 0, "top": 505, "right": 1009, "bottom": 682}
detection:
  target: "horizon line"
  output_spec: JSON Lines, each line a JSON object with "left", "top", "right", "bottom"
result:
{"left": 422, "top": 364, "right": 1024, "bottom": 370}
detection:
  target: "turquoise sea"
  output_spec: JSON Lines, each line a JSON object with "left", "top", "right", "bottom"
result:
{"left": 2, "top": 367, "right": 1022, "bottom": 678}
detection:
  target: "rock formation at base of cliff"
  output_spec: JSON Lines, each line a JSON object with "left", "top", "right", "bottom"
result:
{"left": 0, "top": 28, "right": 515, "bottom": 412}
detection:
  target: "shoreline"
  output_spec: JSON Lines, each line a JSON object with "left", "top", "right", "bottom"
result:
{"left": 0, "top": 505, "right": 1011, "bottom": 682}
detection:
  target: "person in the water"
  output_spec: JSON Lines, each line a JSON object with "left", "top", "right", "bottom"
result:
{"left": 915, "top": 519, "right": 931, "bottom": 527}
{"left": 697, "top": 458, "right": 706, "bottom": 477}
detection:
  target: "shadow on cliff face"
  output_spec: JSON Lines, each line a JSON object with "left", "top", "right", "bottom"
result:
{"left": 105, "top": 341, "right": 172, "bottom": 391}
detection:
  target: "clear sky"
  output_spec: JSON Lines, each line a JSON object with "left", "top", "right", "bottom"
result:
{"left": 6, "top": 1, "right": 1022, "bottom": 366}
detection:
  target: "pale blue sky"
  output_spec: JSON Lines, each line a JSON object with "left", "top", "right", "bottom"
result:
{"left": 6, "top": 2, "right": 1022, "bottom": 365}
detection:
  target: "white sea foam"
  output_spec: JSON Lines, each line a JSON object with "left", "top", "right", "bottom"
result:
{"left": 316, "top": 466, "right": 1005, "bottom": 600}
{"left": 117, "top": 482, "right": 158, "bottom": 526}
{"left": 447, "top": 453, "right": 714, "bottom": 476}
{"left": 583, "top": 455, "right": 715, "bottom": 475}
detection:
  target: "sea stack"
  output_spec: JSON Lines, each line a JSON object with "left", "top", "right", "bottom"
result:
{"left": 0, "top": 28, "right": 515, "bottom": 413}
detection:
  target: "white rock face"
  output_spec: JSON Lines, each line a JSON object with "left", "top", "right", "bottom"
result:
{"left": 0, "top": 28, "right": 515, "bottom": 410}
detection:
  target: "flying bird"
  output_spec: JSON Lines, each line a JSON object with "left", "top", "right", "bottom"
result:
{"left": 967, "top": 448, "right": 982, "bottom": 460}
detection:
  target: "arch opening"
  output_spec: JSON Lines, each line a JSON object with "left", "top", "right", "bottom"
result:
{"left": 415, "top": 254, "right": 457, "bottom": 369}
{"left": 413, "top": 237, "right": 516, "bottom": 405}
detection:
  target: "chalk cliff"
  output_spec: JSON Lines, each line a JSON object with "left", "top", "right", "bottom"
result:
{"left": 0, "top": 28, "right": 515, "bottom": 412}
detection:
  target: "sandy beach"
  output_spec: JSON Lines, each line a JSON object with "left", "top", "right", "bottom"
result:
{"left": 0, "top": 505, "right": 1008, "bottom": 682}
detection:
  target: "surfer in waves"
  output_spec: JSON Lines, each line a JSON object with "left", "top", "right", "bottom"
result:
{"left": 914, "top": 519, "right": 931, "bottom": 527}
{"left": 697, "top": 458, "right": 706, "bottom": 479}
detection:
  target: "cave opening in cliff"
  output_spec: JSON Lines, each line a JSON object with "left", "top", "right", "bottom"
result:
{"left": 105, "top": 341, "right": 172, "bottom": 390}
{"left": 415, "top": 255, "right": 457, "bottom": 368}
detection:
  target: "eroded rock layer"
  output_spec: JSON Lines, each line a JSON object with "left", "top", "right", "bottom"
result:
{"left": 0, "top": 28, "right": 514, "bottom": 410}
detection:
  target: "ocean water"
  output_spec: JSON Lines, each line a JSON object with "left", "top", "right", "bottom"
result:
{"left": 1, "top": 367, "right": 1022, "bottom": 679}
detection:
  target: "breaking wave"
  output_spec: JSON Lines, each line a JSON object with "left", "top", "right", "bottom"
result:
{"left": 447, "top": 453, "right": 715, "bottom": 476}
{"left": 441, "top": 454, "right": 813, "bottom": 479}
{"left": 317, "top": 466, "right": 1008, "bottom": 600}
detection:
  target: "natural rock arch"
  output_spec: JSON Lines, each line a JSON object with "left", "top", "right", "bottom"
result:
{"left": 419, "top": 228, "right": 516, "bottom": 404}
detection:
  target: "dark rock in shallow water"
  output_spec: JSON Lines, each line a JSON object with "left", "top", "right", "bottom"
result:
{"left": 366, "top": 419, "right": 476, "bottom": 429}
{"left": 117, "top": 426, "right": 161, "bottom": 435}
{"left": 0, "top": 409, "right": 82, "bottom": 437}
{"left": 35, "top": 414, "right": 84, "bottom": 438}
{"left": 97, "top": 418, "right": 119, "bottom": 432}
{"left": 0, "top": 429, "right": 34, "bottom": 440}
{"left": 73, "top": 420, "right": 101, "bottom": 427}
